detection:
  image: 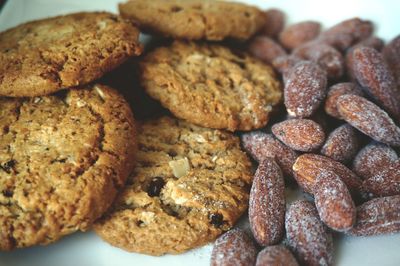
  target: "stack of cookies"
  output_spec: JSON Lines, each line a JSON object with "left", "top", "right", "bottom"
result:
{"left": 0, "top": 0, "right": 283, "bottom": 257}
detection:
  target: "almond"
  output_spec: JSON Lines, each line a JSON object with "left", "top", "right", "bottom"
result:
{"left": 314, "top": 172, "right": 356, "bottom": 231}
{"left": 324, "top": 82, "right": 364, "bottom": 119}
{"left": 241, "top": 132, "right": 298, "bottom": 177}
{"left": 272, "top": 119, "right": 325, "bottom": 152}
{"left": 272, "top": 55, "right": 302, "bottom": 77}
{"left": 361, "top": 161, "right": 400, "bottom": 198}
{"left": 249, "top": 158, "right": 285, "bottom": 246}
{"left": 279, "top": 21, "right": 321, "bottom": 50}
{"left": 337, "top": 94, "right": 400, "bottom": 147}
{"left": 284, "top": 61, "right": 327, "bottom": 118}
{"left": 261, "top": 9, "right": 285, "bottom": 38}
{"left": 285, "top": 200, "right": 333, "bottom": 266}
{"left": 248, "top": 36, "right": 287, "bottom": 64}
{"left": 383, "top": 35, "right": 400, "bottom": 87}
{"left": 256, "top": 245, "right": 299, "bottom": 266}
{"left": 292, "top": 154, "right": 362, "bottom": 194}
{"left": 211, "top": 228, "right": 258, "bottom": 266}
{"left": 321, "top": 124, "right": 360, "bottom": 163}
{"left": 352, "top": 142, "right": 398, "bottom": 180}
{"left": 348, "top": 195, "right": 400, "bottom": 236}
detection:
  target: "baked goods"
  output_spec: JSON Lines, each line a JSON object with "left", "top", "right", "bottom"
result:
{"left": 140, "top": 41, "right": 282, "bottom": 131}
{"left": 119, "top": 0, "right": 265, "bottom": 41}
{"left": 0, "top": 84, "right": 136, "bottom": 250}
{"left": 0, "top": 12, "right": 142, "bottom": 97}
{"left": 94, "top": 116, "right": 252, "bottom": 255}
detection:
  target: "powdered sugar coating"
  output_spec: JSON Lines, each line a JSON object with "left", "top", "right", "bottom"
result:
{"left": 248, "top": 36, "right": 287, "bottom": 64}
{"left": 256, "top": 245, "right": 299, "bottom": 266}
{"left": 284, "top": 61, "right": 327, "bottom": 118}
{"left": 241, "top": 132, "right": 298, "bottom": 177}
{"left": 337, "top": 94, "right": 400, "bottom": 147}
{"left": 348, "top": 195, "right": 400, "bottom": 236}
{"left": 272, "top": 119, "right": 325, "bottom": 152}
{"left": 314, "top": 172, "right": 356, "bottom": 231}
{"left": 324, "top": 82, "right": 364, "bottom": 119}
{"left": 353, "top": 47, "right": 400, "bottom": 121}
{"left": 361, "top": 161, "right": 400, "bottom": 198}
{"left": 285, "top": 200, "right": 333, "bottom": 266}
{"left": 353, "top": 142, "right": 398, "bottom": 180}
{"left": 383, "top": 35, "right": 400, "bottom": 87}
{"left": 211, "top": 228, "right": 257, "bottom": 266}
{"left": 249, "top": 158, "right": 285, "bottom": 246}
{"left": 272, "top": 55, "right": 303, "bottom": 75}
{"left": 261, "top": 9, "right": 285, "bottom": 38}
{"left": 279, "top": 21, "right": 321, "bottom": 51}
{"left": 321, "top": 124, "right": 360, "bottom": 163}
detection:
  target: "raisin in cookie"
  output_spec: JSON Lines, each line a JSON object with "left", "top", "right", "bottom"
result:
{"left": 0, "top": 12, "right": 142, "bottom": 97}
{"left": 140, "top": 41, "right": 282, "bottom": 131}
{"left": 94, "top": 116, "right": 252, "bottom": 255}
{"left": 119, "top": 0, "right": 265, "bottom": 41}
{"left": 0, "top": 84, "right": 136, "bottom": 250}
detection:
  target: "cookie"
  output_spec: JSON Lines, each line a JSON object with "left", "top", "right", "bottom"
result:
{"left": 119, "top": 0, "right": 265, "bottom": 41}
{"left": 94, "top": 116, "right": 252, "bottom": 255}
{"left": 0, "top": 12, "right": 142, "bottom": 97}
{"left": 140, "top": 41, "right": 282, "bottom": 131}
{"left": 0, "top": 84, "right": 136, "bottom": 250}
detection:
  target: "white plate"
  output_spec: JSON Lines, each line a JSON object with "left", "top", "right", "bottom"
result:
{"left": 0, "top": 1, "right": 399, "bottom": 265}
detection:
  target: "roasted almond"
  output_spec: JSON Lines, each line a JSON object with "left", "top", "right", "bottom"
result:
{"left": 285, "top": 200, "right": 333, "bottom": 266}
{"left": 314, "top": 172, "right": 356, "bottom": 231}
{"left": 348, "top": 195, "right": 400, "bottom": 236}
{"left": 249, "top": 158, "right": 285, "bottom": 246}
{"left": 272, "top": 119, "right": 325, "bottom": 152}
{"left": 248, "top": 36, "right": 287, "bottom": 64}
{"left": 337, "top": 94, "right": 400, "bottom": 147}
{"left": 241, "top": 132, "right": 298, "bottom": 177}
{"left": 256, "top": 245, "right": 299, "bottom": 266}
{"left": 361, "top": 161, "right": 400, "bottom": 198}
{"left": 272, "top": 55, "right": 302, "bottom": 76}
{"left": 284, "top": 61, "right": 327, "bottom": 118}
{"left": 279, "top": 21, "right": 321, "bottom": 50}
{"left": 321, "top": 124, "right": 360, "bottom": 163}
{"left": 211, "top": 228, "right": 258, "bottom": 266}
{"left": 293, "top": 154, "right": 362, "bottom": 194}
{"left": 261, "top": 9, "right": 285, "bottom": 38}
{"left": 383, "top": 35, "right": 400, "bottom": 87}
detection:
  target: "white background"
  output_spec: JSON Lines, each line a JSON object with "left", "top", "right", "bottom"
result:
{"left": 0, "top": 0, "right": 400, "bottom": 265}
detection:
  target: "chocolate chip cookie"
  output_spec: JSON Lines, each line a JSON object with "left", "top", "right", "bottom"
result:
{"left": 0, "top": 12, "right": 142, "bottom": 97}
{"left": 119, "top": 0, "right": 266, "bottom": 41}
{"left": 0, "top": 84, "right": 136, "bottom": 250}
{"left": 140, "top": 41, "right": 282, "bottom": 131}
{"left": 94, "top": 116, "right": 252, "bottom": 255}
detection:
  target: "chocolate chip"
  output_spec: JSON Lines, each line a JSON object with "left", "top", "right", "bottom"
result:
{"left": 1, "top": 160, "right": 16, "bottom": 174}
{"left": 147, "top": 177, "right": 165, "bottom": 197}
{"left": 2, "top": 189, "right": 13, "bottom": 197}
{"left": 210, "top": 213, "right": 224, "bottom": 228}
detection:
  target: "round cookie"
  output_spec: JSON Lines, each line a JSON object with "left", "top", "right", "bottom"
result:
{"left": 0, "top": 84, "right": 136, "bottom": 250}
{"left": 140, "top": 41, "right": 282, "bottom": 131}
{"left": 94, "top": 116, "right": 253, "bottom": 255}
{"left": 0, "top": 12, "right": 142, "bottom": 97}
{"left": 119, "top": 0, "right": 266, "bottom": 41}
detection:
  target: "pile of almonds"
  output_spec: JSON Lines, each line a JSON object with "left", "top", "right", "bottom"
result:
{"left": 211, "top": 8, "right": 400, "bottom": 266}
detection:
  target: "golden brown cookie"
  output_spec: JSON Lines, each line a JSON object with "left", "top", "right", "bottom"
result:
{"left": 119, "top": 0, "right": 266, "bottom": 41}
{"left": 94, "top": 116, "right": 252, "bottom": 255}
{"left": 0, "top": 84, "right": 136, "bottom": 250}
{"left": 140, "top": 41, "right": 282, "bottom": 131}
{"left": 0, "top": 12, "right": 142, "bottom": 97}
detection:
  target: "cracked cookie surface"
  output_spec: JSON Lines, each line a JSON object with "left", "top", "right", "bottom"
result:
{"left": 119, "top": 0, "right": 265, "bottom": 41}
{"left": 140, "top": 41, "right": 282, "bottom": 131}
{"left": 0, "top": 84, "right": 136, "bottom": 250}
{"left": 0, "top": 12, "right": 142, "bottom": 97}
{"left": 94, "top": 116, "right": 252, "bottom": 255}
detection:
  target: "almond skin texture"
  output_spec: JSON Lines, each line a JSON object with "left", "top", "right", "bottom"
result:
{"left": 293, "top": 154, "right": 362, "bottom": 194}
{"left": 337, "top": 94, "right": 400, "bottom": 147}
{"left": 348, "top": 195, "right": 400, "bottom": 236}
{"left": 324, "top": 82, "right": 364, "bottom": 119}
{"left": 261, "top": 9, "right": 285, "bottom": 38}
{"left": 383, "top": 35, "right": 400, "bottom": 86}
{"left": 256, "top": 245, "right": 299, "bottom": 266}
{"left": 272, "top": 55, "right": 302, "bottom": 77}
{"left": 211, "top": 228, "right": 258, "bottom": 266}
{"left": 284, "top": 61, "right": 327, "bottom": 118}
{"left": 314, "top": 172, "right": 356, "bottom": 231}
{"left": 361, "top": 161, "right": 400, "bottom": 198}
{"left": 353, "top": 47, "right": 400, "bottom": 121}
{"left": 272, "top": 119, "right": 325, "bottom": 152}
{"left": 249, "top": 158, "right": 285, "bottom": 246}
{"left": 285, "top": 200, "right": 333, "bottom": 266}
{"left": 321, "top": 124, "right": 360, "bottom": 163}
{"left": 241, "top": 132, "right": 298, "bottom": 177}
{"left": 353, "top": 142, "right": 398, "bottom": 180}
{"left": 248, "top": 36, "right": 287, "bottom": 64}
{"left": 279, "top": 21, "right": 321, "bottom": 50}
